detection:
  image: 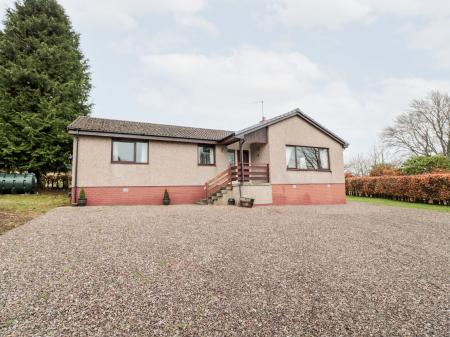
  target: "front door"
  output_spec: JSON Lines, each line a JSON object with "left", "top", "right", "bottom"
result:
{"left": 238, "top": 150, "right": 250, "bottom": 182}
{"left": 239, "top": 150, "right": 250, "bottom": 164}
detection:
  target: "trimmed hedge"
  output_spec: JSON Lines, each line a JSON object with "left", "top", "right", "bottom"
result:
{"left": 346, "top": 174, "right": 450, "bottom": 205}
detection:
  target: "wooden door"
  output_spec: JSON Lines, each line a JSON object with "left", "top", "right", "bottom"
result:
{"left": 239, "top": 150, "right": 250, "bottom": 164}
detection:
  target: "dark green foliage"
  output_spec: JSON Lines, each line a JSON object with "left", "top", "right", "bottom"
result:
{"left": 163, "top": 189, "right": 170, "bottom": 205}
{"left": 0, "top": 0, "right": 91, "bottom": 177}
{"left": 78, "top": 187, "right": 85, "bottom": 200}
{"left": 401, "top": 155, "right": 450, "bottom": 175}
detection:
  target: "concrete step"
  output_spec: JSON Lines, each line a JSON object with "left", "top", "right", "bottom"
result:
{"left": 208, "top": 196, "right": 218, "bottom": 202}
{"left": 201, "top": 184, "right": 234, "bottom": 206}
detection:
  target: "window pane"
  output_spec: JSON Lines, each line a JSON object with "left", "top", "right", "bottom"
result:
{"left": 319, "top": 149, "right": 329, "bottom": 169}
{"left": 298, "top": 147, "right": 319, "bottom": 169}
{"left": 136, "top": 142, "right": 148, "bottom": 163}
{"left": 296, "top": 147, "right": 306, "bottom": 169}
{"left": 227, "top": 150, "right": 236, "bottom": 166}
{"left": 198, "top": 146, "right": 215, "bottom": 165}
{"left": 113, "top": 141, "right": 134, "bottom": 162}
{"left": 286, "top": 146, "right": 296, "bottom": 168}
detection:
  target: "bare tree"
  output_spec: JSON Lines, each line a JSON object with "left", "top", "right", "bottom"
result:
{"left": 382, "top": 91, "right": 450, "bottom": 157}
{"left": 345, "top": 145, "right": 401, "bottom": 176}
{"left": 345, "top": 153, "right": 372, "bottom": 176}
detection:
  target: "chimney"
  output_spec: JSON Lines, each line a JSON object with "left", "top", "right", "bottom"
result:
{"left": 260, "top": 116, "right": 266, "bottom": 123}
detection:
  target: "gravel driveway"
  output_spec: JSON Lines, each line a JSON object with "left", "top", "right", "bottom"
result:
{"left": 0, "top": 203, "right": 448, "bottom": 336}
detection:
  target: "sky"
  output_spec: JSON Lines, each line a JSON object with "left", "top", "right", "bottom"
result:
{"left": 1, "top": 0, "right": 450, "bottom": 159}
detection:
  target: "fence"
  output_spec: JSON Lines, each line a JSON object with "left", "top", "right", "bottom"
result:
{"left": 42, "top": 173, "right": 71, "bottom": 191}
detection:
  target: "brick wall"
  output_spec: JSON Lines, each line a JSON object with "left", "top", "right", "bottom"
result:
{"left": 272, "top": 183, "right": 346, "bottom": 205}
{"left": 72, "top": 186, "right": 205, "bottom": 206}
{"left": 72, "top": 183, "right": 346, "bottom": 206}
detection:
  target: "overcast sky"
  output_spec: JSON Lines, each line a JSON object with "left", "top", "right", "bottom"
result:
{"left": 1, "top": 0, "right": 450, "bottom": 158}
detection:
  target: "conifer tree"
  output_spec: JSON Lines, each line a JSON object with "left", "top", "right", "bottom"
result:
{"left": 0, "top": 0, "right": 91, "bottom": 177}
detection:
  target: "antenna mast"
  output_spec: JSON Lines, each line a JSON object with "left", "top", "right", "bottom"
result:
{"left": 259, "top": 100, "right": 265, "bottom": 121}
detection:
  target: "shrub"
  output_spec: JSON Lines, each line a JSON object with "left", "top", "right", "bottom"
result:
{"left": 79, "top": 188, "right": 86, "bottom": 200}
{"left": 346, "top": 174, "right": 450, "bottom": 204}
{"left": 369, "top": 163, "right": 401, "bottom": 176}
{"left": 163, "top": 189, "right": 170, "bottom": 205}
{"left": 401, "top": 155, "right": 450, "bottom": 175}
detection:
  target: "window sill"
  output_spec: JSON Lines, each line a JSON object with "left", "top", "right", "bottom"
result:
{"left": 287, "top": 168, "right": 331, "bottom": 172}
{"left": 198, "top": 164, "right": 216, "bottom": 166}
{"left": 111, "top": 161, "right": 149, "bottom": 165}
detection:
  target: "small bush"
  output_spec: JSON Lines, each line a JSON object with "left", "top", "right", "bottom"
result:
{"left": 346, "top": 174, "right": 450, "bottom": 204}
{"left": 401, "top": 155, "right": 450, "bottom": 175}
{"left": 163, "top": 189, "right": 170, "bottom": 205}
{"left": 79, "top": 188, "right": 86, "bottom": 200}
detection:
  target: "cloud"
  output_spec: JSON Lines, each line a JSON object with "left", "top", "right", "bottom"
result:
{"left": 1, "top": 0, "right": 449, "bottom": 157}
{"left": 0, "top": 0, "right": 209, "bottom": 30}
{"left": 273, "top": 0, "right": 372, "bottom": 29}
{"left": 138, "top": 48, "right": 450, "bottom": 156}
{"left": 272, "top": 0, "right": 450, "bottom": 28}
{"left": 270, "top": 0, "right": 450, "bottom": 70}
{"left": 408, "top": 20, "right": 450, "bottom": 69}
{"left": 369, "top": 0, "right": 450, "bottom": 18}
{"left": 174, "top": 14, "right": 217, "bottom": 35}
{"left": 139, "top": 49, "right": 325, "bottom": 126}
{"left": 60, "top": 0, "right": 208, "bottom": 30}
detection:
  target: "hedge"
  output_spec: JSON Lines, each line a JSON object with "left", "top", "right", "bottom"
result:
{"left": 346, "top": 174, "right": 450, "bottom": 205}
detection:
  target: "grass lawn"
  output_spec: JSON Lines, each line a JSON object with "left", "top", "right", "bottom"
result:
{"left": 347, "top": 195, "right": 450, "bottom": 213}
{"left": 0, "top": 193, "right": 70, "bottom": 235}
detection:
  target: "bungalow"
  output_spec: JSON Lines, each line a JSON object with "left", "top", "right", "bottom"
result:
{"left": 68, "top": 108, "right": 348, "bottom": 206}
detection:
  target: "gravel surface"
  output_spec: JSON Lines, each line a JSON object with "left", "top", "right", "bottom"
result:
{"left": 0, "top": 203, "right": 448, "bottom": 336}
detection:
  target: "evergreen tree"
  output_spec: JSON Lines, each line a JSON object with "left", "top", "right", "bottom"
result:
{"left": 0, "top": 0, "right": 91, "bottom": 178}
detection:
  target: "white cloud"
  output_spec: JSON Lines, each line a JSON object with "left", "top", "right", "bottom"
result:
{"left": 273, "top": 0, "right": 372, "bottom": 29}
{"left": 408, "top": 20, "right": 450, "bottom": 69}
{"left": 271, "top": 0, "right": 450, "bottom": 70}
{"left": 175, "top": 14, "right": 217, "bottom": 35}
{"left": 138, "top": 48, "right": 450, "bottom": 156}
{"left": 60, "top": 0, "right": 208, "bottom": 30}
{"left": 369, "top": 0, "right": 450, "bottom": 18}
{"left": 138, "top": 49, "right": 325, "bottom": 129}
{"left": 273, "top": 0, "right": 450, "bottom": 28}
{"left": 0, "top": 0, "right": 209, "bottom": 30}
{"left": 1, "top": 0, "right": 449, "bottom": 156}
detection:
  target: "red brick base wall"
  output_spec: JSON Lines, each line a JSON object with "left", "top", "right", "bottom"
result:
{"left": 72, "top": 186, "right": 205, "bottom": 206}
{"left": 72, "top": 184, "right": 346, "bottom": 206}
{"left": 272, "top": 183, "right": 346, "bottom": 205}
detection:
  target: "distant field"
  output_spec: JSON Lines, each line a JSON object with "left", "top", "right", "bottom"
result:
{"left": 0, "top": 193, "right": 69, "bottom": 234}
{"left": 347, "top": 196, "right": 450, "bottom": 213}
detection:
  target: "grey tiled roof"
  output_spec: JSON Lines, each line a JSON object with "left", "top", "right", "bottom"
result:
{"left": 236, "top": 109, "right": 348, "bottom": 147}
{"left": 68, "top": 109, "right": 348, "bottom": 147}
{"left": 68, "top": 116, "right": 234, "bottom": 141}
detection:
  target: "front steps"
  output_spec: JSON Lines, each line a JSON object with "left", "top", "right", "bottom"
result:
{"left": 195, "top": 185, "right": 233, "bottom": 205}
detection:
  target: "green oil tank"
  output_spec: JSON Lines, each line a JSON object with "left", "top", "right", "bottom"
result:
{"left": 0, "top": 173, "right": 37, "bottom": 194}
